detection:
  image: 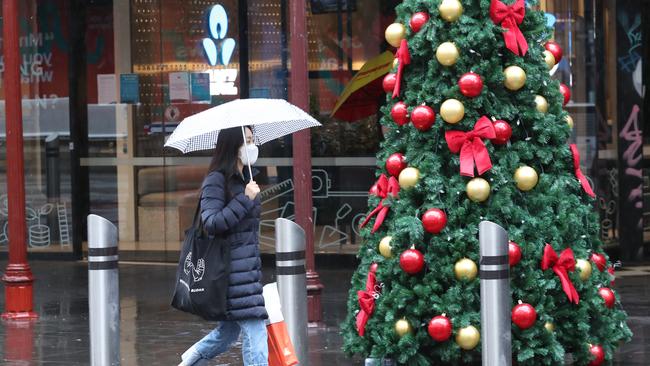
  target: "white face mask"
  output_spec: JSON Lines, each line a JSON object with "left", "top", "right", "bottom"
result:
{"left": 239, "top": 143, "right": 259, "bottom": 165}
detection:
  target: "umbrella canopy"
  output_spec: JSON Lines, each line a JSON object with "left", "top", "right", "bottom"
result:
{"left": 164, "top": 98, "right": 321, "bottom": 153}
{"left": 330, "top": 51, "right": 394, "bottom": 122}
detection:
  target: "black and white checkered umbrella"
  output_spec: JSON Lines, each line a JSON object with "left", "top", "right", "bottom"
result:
{"left": 164, "top": 98, "right": 321, "bottom": 153}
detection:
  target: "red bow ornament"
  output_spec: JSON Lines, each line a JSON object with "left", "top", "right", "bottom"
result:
{"left": 490, "top": 0, "right": 528, "bottom": 56}
{"left": 445, "top": 116, "right": 496, "bottom": 177}
{"left": 541, "top": 244, "right": 580, "bottom": 304}
{"left": 570, "top": 144, "right": 596, "bottom": 198}
{"left": 360, "top": 174, "right": 400, "bottom": 233}
{"left": 392, "top": 39, "right": 411, "bottom": 98}
{"left": 356, "top": 263, "right": 381, "bottom": 336}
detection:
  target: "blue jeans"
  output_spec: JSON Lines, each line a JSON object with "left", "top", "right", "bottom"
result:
{"left": 182, "top": 319, "right": 268, "bottom": 366}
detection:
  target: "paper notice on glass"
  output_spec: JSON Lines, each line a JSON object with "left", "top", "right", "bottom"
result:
{"left": 169, "top": 72, "right": 191, "bottom": 104}
{"left": 97, "top": 74, "right": 117, "bottom": 104}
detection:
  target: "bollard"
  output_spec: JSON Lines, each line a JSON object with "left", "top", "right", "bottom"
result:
{"left": 275, "top": 218, "right": 309, "bottom": 366}
{"left": 479, "top": 221, "right": 512, "bottom": 366}
{"left": 87, "top": 214, "right": 120, "bottom": 366}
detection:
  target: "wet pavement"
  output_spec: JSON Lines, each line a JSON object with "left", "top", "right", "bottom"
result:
{"left": 0, "top": 260, "right": 648, "bottom": 365}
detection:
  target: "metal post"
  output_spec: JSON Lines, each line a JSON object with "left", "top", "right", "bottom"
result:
{"left": 275, "top": 218, "right": 309, "bottom": 366}
{"left": 87, "top": 214, "right": 120, "bottom": 366}
{"left": 479, "top": 221, "right": 511, "bottom": 366}
{"left": 1, "top": 0, "right": 37, "bottom": 321}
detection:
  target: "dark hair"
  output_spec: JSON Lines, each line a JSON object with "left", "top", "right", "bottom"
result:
{"left": 208, "top": 126, "right": 250, "bottom": 177}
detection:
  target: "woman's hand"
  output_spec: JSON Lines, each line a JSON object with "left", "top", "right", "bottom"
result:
{"left": 245, "top": 181, "right": 260, "bottom": 200}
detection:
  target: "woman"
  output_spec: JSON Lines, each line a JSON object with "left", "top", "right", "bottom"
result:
{"left": 180, "top": 126, "right": 268, "bottom": 366}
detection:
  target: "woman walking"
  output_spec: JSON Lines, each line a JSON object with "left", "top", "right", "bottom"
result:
{"left": 180, "top": 126, "right": 268, "bottom": 366}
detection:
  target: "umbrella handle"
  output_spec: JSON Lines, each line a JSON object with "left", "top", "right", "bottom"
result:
{"left": 241, "top": 126, "right": 253, "bottom": 182}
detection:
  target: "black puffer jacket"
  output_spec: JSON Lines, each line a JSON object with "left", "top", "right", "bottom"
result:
{"left": 200, "top": 170, "right": 267, "bottom": 320}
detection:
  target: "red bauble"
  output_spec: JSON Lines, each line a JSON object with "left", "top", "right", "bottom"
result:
{"left": 391, "top": 102, "right": 410, "bottom": 126}
{"left": 428, "top": 315, "right": 452, "bottom": 341}
{"left": 545, "top": 41, "right": 563, "bottom": 63}
{"left": 512, "top": 302, "right": 537, "bottom": 329}
{"left": 411, "top": 105, "right": 436, "bottom": 131}
{"left": 386, "top": 153, "right": 407, "bottom": 177}
{"left": 508, "top": 241, "right": 522, "bottom": 267}
{"left": 588, "top": 344, "right": 605, "bottom": 366}
{"left": 399, "top": 248, "right": 424, "bottom": 274}
{"left": 422, "top": 208, "right": 447, "bottom": 234}
{"left": 608, "top": 266, "right": 616, "bottom": 286}
{"left": 492, "top": 120, "right": 512, "bottom": 145}
{"left": 590, "top": 253, "right": 607, "bottom": 272}
{"left": 383, "top": 73, "right": 397, "bottom": 94}
{"left": 598, "top": 287, "right": 615, "bottom": 309}
{"left": 458, "top": 72, "right": 484, "bottom": 98}
{"left": 410, "top": 12, "right": 429, "bottom": 33}
{"left": 559, "top": 83, "right": 571, "bottom": 106}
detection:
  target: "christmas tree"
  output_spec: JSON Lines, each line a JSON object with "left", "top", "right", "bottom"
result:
{"left": 341, "top": 0, "right": 631, "bottom": 365}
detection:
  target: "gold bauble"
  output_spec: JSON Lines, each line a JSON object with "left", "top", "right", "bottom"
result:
{"left": 466, "top": 178, "right": 490, "bottom": 202}
{"left": 395, "top": 318, "right": 412, "bottom": 337}
{"left": 514, "top": 166, "right": 538, "bottom": 191}
{"left": 544, "top": 322, "right": 555, "bottom": 333}
{"left": 440, "top": 99, "right": 465, "bottom": 124}
{"left": 385, "top": 23, "right": 407, "bottom": 48}
{"left": 566, "top": 115, "right": 574, "bottom": 129}
{"left": 456, "top": 325, "right": 480, "bottom": 350}
{"left": 436, "top": 42, "right": 459, "bottom": 66}
{"left": 454, "top": 258, "right": 478, "bottom": 281}
{"left": 576, "top": 259, "right": 592, "bottom": 281}
{"left": 439, "top": 0, "right": 463, "bottom": 22}
{"left": 503, "top": 65, "right": 527, "bottom": 91}
{"left": 543, "top": 50, "right": 556, "bottom": 69}
{"left": 535, "top": 95, "right": 549, "bottom": 113}
{"left": 393, "top": 58, "right": 399, "bottom": 69}
{"left": 379, "top": 236, "right": 393, "bottom": 258}
{"left": 399, "top": 167, "right": 420, "bottom": 189}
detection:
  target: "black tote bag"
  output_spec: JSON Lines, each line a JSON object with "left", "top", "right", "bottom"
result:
{"left": 171, "top": 197, "right": 231, "bottom": 321}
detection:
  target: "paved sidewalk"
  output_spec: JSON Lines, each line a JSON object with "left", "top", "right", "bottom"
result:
{"left": 0, "top": 260, "right": 648, "bottom": 365}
